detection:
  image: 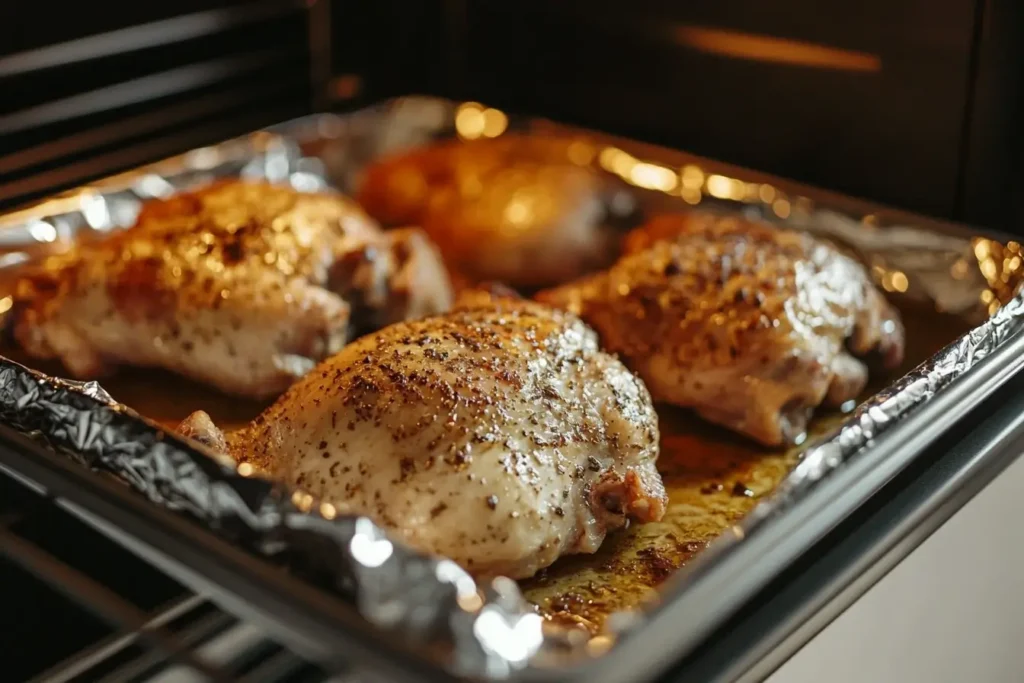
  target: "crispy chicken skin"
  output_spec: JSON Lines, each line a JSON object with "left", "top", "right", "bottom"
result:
{"left": 538, "top": 213, "right": 906, "bottom": 446}
{"left": 179, "top": 291, "right": 667, "bottom": 579}
{"left": 10, "top": 180, "right": 453, "bottom": 399}
{"left": 356, "top": 136, "right": 630, "bottom": 288}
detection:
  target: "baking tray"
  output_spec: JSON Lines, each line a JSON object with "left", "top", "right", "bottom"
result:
{"left": 1, "top": 96, "right": 1023, "bottom": 682}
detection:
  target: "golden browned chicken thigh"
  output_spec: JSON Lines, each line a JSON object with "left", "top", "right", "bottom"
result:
{"left": 179, "top": 291, "right": 667, "bottom": 579}
{"left": 10, "top": 181, "right": 453, "bottom": 399}
{"left": 538, "top": 213, "right": 905, "bottom": 446}
{"left": 357, "top": 136, "right": 633, "bottom": 288}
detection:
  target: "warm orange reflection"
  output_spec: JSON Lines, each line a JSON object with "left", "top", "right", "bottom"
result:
{"left": 880, "top": 270, "right": 910, "bottom": 294}
{"left": 681, "top": 165, "right": 704, "bottom": 190}
{"left": 455, "top": 102, "right": 508, "bottom": 140}
{"left": 674, "top": 26, "right": 882, "bottom": 72}
{"left": 772, "top": 198, "right": 792, "bottom": 218}
{"left": 629, "top": 162, "right": 678, "bottom": 192}
{"left": 972, "top": 237, "right": 1024, "bottom": 313}
{"left": 455, "top": 103, "right": 487, "bottom": 139}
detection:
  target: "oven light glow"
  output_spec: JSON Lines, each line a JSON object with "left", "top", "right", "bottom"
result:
{"left": 482, "top": 107, "right": 508, "bottom": 137}
{"left": 473, "top": 609, "right": 544, "bottom": 664}
{"left": 706, "top": 174, "right": 740, "bottom": 199}
{"left": 567, "top": 140, "right": 596, "bottom": 165}
{"left": 27, "top": 220, "right": 57, "bottom": 242}
{"left": 628, "top": 162, "right": 678, "bottom": 192}
{"left": 681, "top": 165, "right": 704, "bottom": 190}
{"left": 351, "top": 519, "right": 394, "bottom": 568}
{"left": 675, "top": 26, "right": 882, "bottom": 72}
{"left": 456, "top": 102, "right": 508, "bottom": 140}
{"left": 772, "top": 198, "right": 792, "bottom": 218}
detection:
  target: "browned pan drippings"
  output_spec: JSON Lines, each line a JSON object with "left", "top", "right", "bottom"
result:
{"left": 520, "top": 301, "right": 972, "bottom": 631}
{"left": 0, "top": 294, "right": 974, "bottom": 633}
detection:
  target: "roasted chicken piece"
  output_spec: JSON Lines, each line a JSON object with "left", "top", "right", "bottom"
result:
{"left": 538, "top": 213, "right": 905, "bottom": 446}
{"left": 179, "top": 291, "right": 667, "bottom": 579}
{"left": 356, "top": 136, "right": 636, "bottom": 288}
{"left": 10, "top": 180, "right": 453, "bottom": 399}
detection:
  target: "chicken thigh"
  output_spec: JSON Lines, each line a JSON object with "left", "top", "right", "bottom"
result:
{"left": 538, "top": 213, "right": 905, "bottom": 446}
{"left": 179, "top": 291, "right": 667, "bottom": 579}
{"left": 9, "top": 180, "right": 453, "bottom": 399}
{"left": 356, "top": 136, "right": 636, "bottom": 288}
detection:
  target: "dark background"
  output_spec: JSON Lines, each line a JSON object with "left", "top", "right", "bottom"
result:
{"left": 1, "top": 0, "right": 1022, "bottom": 230}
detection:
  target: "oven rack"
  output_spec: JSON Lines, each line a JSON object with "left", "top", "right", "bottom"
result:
{"left": 0, "top": 459, "right": 344, "bottom": 682}
{"left": 0, "top": 423, "right": 451, "bottom": 683}
{"left": 0, "top": 0, "right": 332, "bottom": 213}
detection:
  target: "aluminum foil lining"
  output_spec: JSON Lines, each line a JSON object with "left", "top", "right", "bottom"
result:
{"left": 0, "top": 131, "right": 541, "bottom": 679}
{"left": 1, "top": 96, "right": 1023, "bottom": 678}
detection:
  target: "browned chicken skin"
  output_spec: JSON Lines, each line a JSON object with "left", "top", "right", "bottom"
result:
{"left": 538, "top": 213, "right": 905, "bottom": 446}
{"left": 356, "top": 136, "right": 633, "bottom": 288}
{"left": 10, "top": 180, "right": 453, "bottom": 399}
{"left": 180, "top": 291, "right": 668, "bottom": 579}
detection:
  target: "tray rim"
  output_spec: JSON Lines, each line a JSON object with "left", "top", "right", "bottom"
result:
{"left": 1, "top": 94, "right": 1022, "bottom": 682}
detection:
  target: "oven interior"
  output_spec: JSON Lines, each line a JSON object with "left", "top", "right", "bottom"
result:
{"left": 2, "top": 2, "right": 1023, "bottom": 681}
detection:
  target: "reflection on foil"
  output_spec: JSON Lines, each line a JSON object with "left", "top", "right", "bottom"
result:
{"left": 0, "top": 356, "right": 542, "bottom": 678}
{"left": 455, "top": 101, "right": 509, "bottom": 141}
{"left": 0, "top": 96, "right": 1023, "bottom": 678}
{"left": 768, "top": 289, "right": 1024, "bottom": 498}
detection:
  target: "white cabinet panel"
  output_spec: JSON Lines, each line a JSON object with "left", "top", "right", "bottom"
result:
{"left": 768, "top": 454, "right": 1024, "bottom": 683}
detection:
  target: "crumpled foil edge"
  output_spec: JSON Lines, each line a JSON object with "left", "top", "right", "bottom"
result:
{"left": 0, "top": 357, "right": 543, "bottom": 678}
{"left": 756, "top": 289, "right": 1024, "bottom": 517}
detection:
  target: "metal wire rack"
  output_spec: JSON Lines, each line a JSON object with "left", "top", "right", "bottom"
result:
{"left": 0, "top": 459, "right": 342, "bottom": 683}
{"left": 0, "top": 0, "right": 333, "bottom": 212}
{"left": 0, "top": 413, "right": 458, "bottom": 683}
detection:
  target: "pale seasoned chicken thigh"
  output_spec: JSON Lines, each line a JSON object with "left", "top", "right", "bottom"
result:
{"left": 10, "top": 180, "right": 453, "bottom": 399}
{"left": 179, "top": 292, "right": 667, "bottom": 579}
{"left": 539, "top": 213, "right": 905, "bottom": 446}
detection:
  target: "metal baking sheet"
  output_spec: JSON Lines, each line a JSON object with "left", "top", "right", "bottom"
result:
{"left": 0, "top": 96, "right": 1022, "bottom": 680}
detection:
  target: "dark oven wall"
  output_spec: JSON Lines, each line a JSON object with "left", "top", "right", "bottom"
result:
{"left": 422, "top": 0, "right": 1022, "bottom": 233}
{"left": 0, "top": 0, "right": 315, "bottom": 212}
{"left": 2, "top": 1, "right": 1020, "bottom": 230}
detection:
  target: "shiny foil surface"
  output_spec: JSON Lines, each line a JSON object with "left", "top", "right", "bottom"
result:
{"left": 1, "top": 97, "right": 1023, "bottom": 678}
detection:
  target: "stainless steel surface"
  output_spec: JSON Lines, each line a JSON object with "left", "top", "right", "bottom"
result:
{"left": 767, "top": 444, "right": 1024, "bottom": 683}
